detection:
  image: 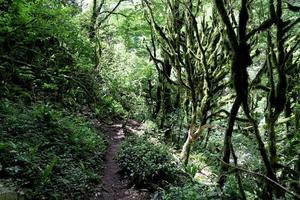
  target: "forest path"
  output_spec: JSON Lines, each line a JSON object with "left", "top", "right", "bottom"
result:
{"left": 92, "top": 119, "right": 149, "bottom": 200}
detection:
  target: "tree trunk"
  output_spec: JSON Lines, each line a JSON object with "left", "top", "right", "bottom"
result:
{"left": 219, "top": 97, "right": 241, "bottom": 188}
{"left": 181, "top": 104, "right": 197, "bottom": 165}
{"left": 153, "top": 78, "right": 162, "bottom": 119}
{"left": 181, "top": 130, "right": 194, "bottom": 166}
{"left": 231, "top": 143, "right": 247, "bottom": 200}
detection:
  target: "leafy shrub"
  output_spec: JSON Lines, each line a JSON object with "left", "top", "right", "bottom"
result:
{"left": 95, "top": 95, "right": 126, "bottom": 118}
{"left": 142, "top": 120, "right": 159, "bottom": 135}
{"left": 0, "top": 100, "right": 106, "bottom": 199}
{"left": 116, "top": 135, "right": 179, "bottom": 187}
{"left": 159, "top": 182, "right": 220, "bottom": 200}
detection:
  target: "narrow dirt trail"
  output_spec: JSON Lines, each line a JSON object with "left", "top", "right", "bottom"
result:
{"left": 92, "top": 119, "right": 149, "bottom": 200}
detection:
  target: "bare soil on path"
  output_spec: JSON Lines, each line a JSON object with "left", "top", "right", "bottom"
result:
{"left": 92, "top": 119, "right": 149, "bottom": 200}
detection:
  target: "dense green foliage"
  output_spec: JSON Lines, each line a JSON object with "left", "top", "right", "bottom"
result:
{"left": 116, "top": 135, "right": 179, "bottom": 187}
{"left": 160, "top": 183, "right": 217, "bottom": 200}
{"left": 0, "top": 101, "right": 106, "bottom": 199}
{"left": 0, "top": 0, "right": 97, "bottom": 106}
{"left": 0, "top": 0, "right": 109, "bottom": 198}
{"left": 1, "top": 0, "right": 300, "bottom": 199}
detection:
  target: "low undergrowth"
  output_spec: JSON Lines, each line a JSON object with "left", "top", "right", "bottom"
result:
{"left": 159, "top": 182, "right": 218, "bottom": 200}
{"left": 0, "top": 100, "right": 106, "bottom": 199}
{"left": 116, "top": 124, "right": 222, "bottom": 200}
